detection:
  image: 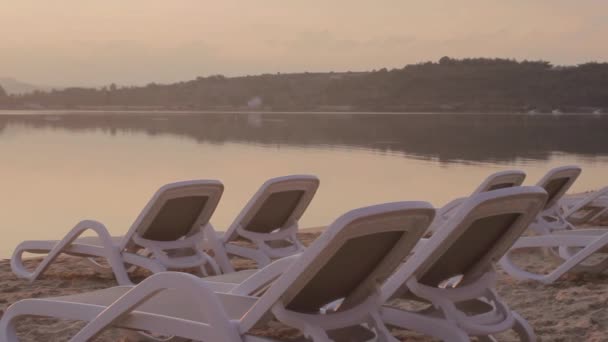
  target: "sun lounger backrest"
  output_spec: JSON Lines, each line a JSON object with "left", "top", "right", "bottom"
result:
{"left": 286, "top": 230, "right": 409, "bottom": 312}
{"left": 224, "top": 175, "right": 319, "bottom": 241}
{"left": 247, "top": 190, "right": 304, "bottom": 233}
{"left": 415, "top": 187, "right": 547, "bottom": 287}
{"left": 535, "top": 165, "right": 581, "bottom": 210}
{"left": 284, "top": 203, "right": 433, "bottom": 311}
{"left": 240, "top": 202, "right": 434, "bottom": 329}
{"left": 120, "top": 180, "right": 224, "bottom": 250}
{"left": 471, "top": 170, "right": 526, "bottom": 195}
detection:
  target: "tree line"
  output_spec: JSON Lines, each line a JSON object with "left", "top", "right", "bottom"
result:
{"left": 1, "top": 57, "right": 607, "bottom": 112}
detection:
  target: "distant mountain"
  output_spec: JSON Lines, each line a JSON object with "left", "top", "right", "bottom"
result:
{"left": 0, "top": 77, "right": 53, "bottom": 95}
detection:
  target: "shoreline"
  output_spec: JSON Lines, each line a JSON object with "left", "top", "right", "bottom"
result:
{"left": 0, "top": 108, "right": 605, "bottom": 115}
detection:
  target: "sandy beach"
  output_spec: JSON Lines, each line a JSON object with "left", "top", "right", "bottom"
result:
{"left": 1, "top": 227, "right": 607, "bottom": 341}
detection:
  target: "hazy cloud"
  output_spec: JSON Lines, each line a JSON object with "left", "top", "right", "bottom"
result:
{"left": 1, "top": 0, "right": 607, "bottom": 86}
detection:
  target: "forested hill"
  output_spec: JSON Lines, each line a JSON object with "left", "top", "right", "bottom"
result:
{"left": 1, "top": 57, "right": 607, "bottom": 112}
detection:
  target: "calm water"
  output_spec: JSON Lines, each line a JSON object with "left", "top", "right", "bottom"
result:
{"left": 1, "top": 111, "right": 607, "bottom": 257}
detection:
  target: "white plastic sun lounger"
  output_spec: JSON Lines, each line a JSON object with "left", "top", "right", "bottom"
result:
{"left": 381, "top": 186, "right": 547, "bottom": 341}
{"left": 429, "top": 169, "right": 526, "bottom": 232}
{"left": 1, "top": 201, "right": 435, "bottom": 342}
{"left": 11, "top": 180, "right": 224, "bottom": 285}
{"left": 205, "top": 187, "right": 546, "bottom": 341}
{"left": 526, "top": 165, "right": 582, "bottom": 234}
{"left": 529, "top": 165, "right": 608, "bottom": 229}
{"left": 204, "top": 175, "right": 319, "bottom": 272}
{"left": 561, "top": 186, "right": 608, "bottom": 225}
{"left": 501, "top": 166, "right": 608, "bottom": 283}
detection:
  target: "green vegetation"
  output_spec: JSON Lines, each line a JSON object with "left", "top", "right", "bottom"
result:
{"left": 2, "top": 58, "right": 608, "bottom": 112}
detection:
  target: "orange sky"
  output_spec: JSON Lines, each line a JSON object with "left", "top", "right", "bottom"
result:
{"left": 1, "top": 0, "right": 607, "bottom": 86}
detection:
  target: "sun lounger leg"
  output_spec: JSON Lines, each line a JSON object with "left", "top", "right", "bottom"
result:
{"left": 511, "top": 311, "right": 536, "bottom": 342}
{"left": 203, "top": 225, "right": 234, "bottom": 273}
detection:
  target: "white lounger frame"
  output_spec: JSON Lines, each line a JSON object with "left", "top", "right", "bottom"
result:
{"left": 382, "top": 186, "right": 547, "bottom": 341}
{"left": 561, "top": 186, "right": 608, "bottom": 225}
{"left": 501, "top": 165, "right": 608, "bottom": 283}
{"left": 11, "top": 180, "right": 224, "bottom": 285}
{"left": 205, "top": 175, "right": 319, "bottom": 272}
{"left": 500, "top": 228, "right": 608, "bottom": 284}
{"left": 429, "top": 170, "right": 526, "bottom": 232}
{"left": 1, "top": 201, "right": 435, "bottom": 342}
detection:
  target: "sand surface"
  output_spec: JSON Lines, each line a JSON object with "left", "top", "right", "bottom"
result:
{"left": 1, "top": 228, "right": 608, "bottom": 341}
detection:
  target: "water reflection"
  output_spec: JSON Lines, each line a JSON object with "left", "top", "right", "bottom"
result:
{"left": 0, "top": 111, "right": 607, "bottom": 257}
{"left": 1, "top": 112, "right": 608, "bottom": 163}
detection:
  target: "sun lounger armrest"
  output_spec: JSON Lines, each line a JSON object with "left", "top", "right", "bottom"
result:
{"left": 236, "top": 223, "right": 299, "bottom": 242}
{"left": 70, "top": 272, "right": 243, "bottom": 341}
{"left": 132, "top": 231, "right": 221, "bottom": 274}
{"left": 133, "top": 231, "right": 205, "bottom": 250}
{"left": 406, "top": 271, "right": 497, "bottom": 302}
{"left": 231, "top": 254, "right": 300, "bottom": 295}
{"left": 11, "top": 219, "right": 131, "bottom": 285}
